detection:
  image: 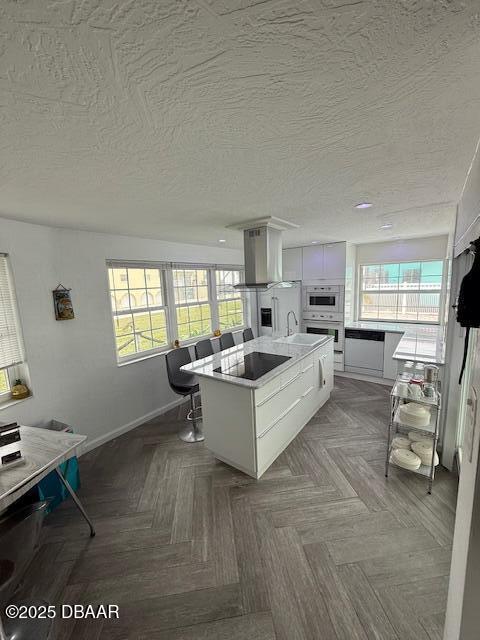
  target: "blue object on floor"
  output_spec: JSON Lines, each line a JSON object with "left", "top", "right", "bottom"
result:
{"left": 37, "top": 457, "right": 80, "bottom": 513}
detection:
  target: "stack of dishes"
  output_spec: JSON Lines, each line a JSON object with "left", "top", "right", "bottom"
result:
{"left": 391, "top": 448, "right": 422, "bottom": 471}
{"left": 408, "top": 431, "right": 431, "bottom": 444}
{"left": 398, "top": 402, "right": 431, "bottom": 428}
{"left": 411, "top": 440, "right": 439, "bottom": 467}
{"left": 391, "top": 436, "right": 411, "bottom": 450}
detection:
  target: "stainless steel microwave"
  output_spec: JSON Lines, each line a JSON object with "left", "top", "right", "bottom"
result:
{"left": 303, "top": 285, "right": 344, "bottom": 314}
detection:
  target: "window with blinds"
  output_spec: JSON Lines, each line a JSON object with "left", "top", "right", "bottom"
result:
{"left": 0, "top": 256, "right": 25, "bottom": 377}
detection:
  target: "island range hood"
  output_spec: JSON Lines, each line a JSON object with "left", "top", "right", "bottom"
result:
{"left": 227, "top": 217, "right": 299, "bottom": 291}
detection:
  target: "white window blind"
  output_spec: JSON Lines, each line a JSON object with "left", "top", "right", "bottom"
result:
{"left": 0, "top": 256, "right": 24, "bottom": 370}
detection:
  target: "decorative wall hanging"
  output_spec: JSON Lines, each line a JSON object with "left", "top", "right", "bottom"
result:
{"left": 53, "top": 285, "right": 74, "bottom": 320}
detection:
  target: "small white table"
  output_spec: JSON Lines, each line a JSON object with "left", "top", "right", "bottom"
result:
{"left": 0, "top": 427, "right": 95, "bottom": 640}
{"left": 0, "top": 426, "right": 95, "bottom": 536}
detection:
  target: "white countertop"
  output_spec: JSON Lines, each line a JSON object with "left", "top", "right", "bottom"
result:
{"left": 182, "top": 335, "right": 333, "bottom": 388}
{"left": 345, "top": 321, "right": 445, "bottom": 365}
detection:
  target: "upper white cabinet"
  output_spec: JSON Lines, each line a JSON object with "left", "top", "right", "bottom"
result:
{"left": 302, "top": 245, "right": 323, "bottom": 280}
{"left": 323, "top": 242, "right": 346, "bottom": 280}
{"left": 282, "top": 247, "right": 303, "bottom": 281}
{"left": 302, "top": 242, "right": 346, "bottom": 281}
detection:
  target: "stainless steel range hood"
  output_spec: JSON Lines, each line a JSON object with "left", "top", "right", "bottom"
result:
{"left": 227, "top": 217, "right": 299, "bottom": 291}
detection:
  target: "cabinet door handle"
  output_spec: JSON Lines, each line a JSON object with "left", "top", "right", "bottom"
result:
{"left": 256, "top": 388, "right": 279, "bottom": 407}
{"left": 256, "top": 370, "right": 302, "bottom": 407}
{"left": 301, "top": 363, "right": 313, "bottom": 374}
{"left": 281, "top": 371, "right": 302, "bottom": 390}
{"left": 257, "top": 398, "right": 301, "bottom": 438}
{"left": 302, "top": 386, "right": 314, "bottom": 398}
{"left": 319, "top": 356, "right": 326, "bottom": 388}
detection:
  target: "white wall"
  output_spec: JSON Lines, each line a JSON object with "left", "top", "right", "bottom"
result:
{"left": 455, "top": 137, "right": 480, "bottom": 256}
{"left": 0, "top": 217, "right": 243, "bottom": 450}
{"left": 444, "top": 329, "right": 480, "bottom": 640}
{"left": 443, "top": 139, "right": 480, "bottom": 639}
{"left": 356, "top": 235, "right": 449, "bottom": 265}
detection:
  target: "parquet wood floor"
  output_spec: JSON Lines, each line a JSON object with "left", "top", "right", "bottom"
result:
{"left": 15, "top": 378, "right": 457, "bottom": 639}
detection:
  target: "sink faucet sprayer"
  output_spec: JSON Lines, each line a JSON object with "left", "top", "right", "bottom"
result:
{"left": 286, "top": 310, "right": 298, "bottom": 336}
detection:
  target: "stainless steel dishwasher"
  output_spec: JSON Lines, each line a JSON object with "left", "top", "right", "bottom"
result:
{"left": 344, "top": 328, "right": 385, "bottom": 377}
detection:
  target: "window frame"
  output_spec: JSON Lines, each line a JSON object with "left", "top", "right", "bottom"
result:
{"left": 215, "top": 269, "right": 247, "bottom": 332}
{"left": 0, "top": 368, "right": 12, "bottom": 401}
{"left": 0, "top": 254, "right": 30, "bottom": 407}
{"left": 108, "top": 264, "right": 171, "bottom": 364}
{"left": 170, "top": 267, "right": 214, "bottom": 345}
{"left": 107, "top": 261, "right": 247, "bottom": 364}
{"left": 357, "top": 259, "right": 446, "bottom": 325}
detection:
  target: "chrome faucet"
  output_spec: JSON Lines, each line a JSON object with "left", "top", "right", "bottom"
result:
{"left": 286, "top": 310, "right": 298, "bottom": 336}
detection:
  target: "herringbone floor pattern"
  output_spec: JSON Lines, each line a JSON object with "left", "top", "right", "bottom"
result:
{"left": 17, "top": 378, "right": 457, "bottom": 639}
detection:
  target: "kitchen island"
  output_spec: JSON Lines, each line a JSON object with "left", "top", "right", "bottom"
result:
{"left": 182, "top": 335, "right": 334, "bottom": 478}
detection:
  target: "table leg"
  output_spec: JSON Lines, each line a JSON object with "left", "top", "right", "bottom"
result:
{"left": 0, "top": 615, "right": 7, "bottom": 640}
{"left": 55, "top": 468, "right": 95, "bottom": 537}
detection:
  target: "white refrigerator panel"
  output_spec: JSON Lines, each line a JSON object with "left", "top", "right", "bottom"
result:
{"left": 258, "top": 285, "right": 301, "bottom": 338}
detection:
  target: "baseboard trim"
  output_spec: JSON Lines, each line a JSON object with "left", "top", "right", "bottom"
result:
{"left": 79, "top": 396, "right": 186, "bottom": 455}
{"left": 335, "top": 370, "right": 393, "bottom": 387}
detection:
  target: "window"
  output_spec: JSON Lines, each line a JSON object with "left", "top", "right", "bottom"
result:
{"left": 107, "top": 262, "right": 246, "bottom": 363}
{"left": 173, "top": 268, "right": 212, "bottom": 341}
{"left": 359, "top": 260, "right": 444, "bottom": 323}
{"left": 216, "top": 270, "right": 244, "bottom": 330}
{"left": 0, "top": 370, "right": 10, "bottom": 395}
{"left": 108, "top": 265, "right": 169, "bottom": 360}
{"left": 0, "top": 255, "right": 26, "bottom": 398}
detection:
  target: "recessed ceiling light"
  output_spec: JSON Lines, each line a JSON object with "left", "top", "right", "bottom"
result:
{"left": 218, "top": 239, "right": 226, "bottom": 243}
{"left": 355, "top": 202, "right": 373, "bottom": 209}
{"left": 311, "top": 241, "right": 320, "bottom": 244}
{"left": 380, "top": 223, "right": 393, "bottom": 230}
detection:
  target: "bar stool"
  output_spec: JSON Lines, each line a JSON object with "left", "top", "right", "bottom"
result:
{"left": 243, "top": 327, "right": 254, "bottom": 342}
{"left": 219, "top": 332, "right": 234, "bottom": 350}
{"left": 165, "top": 347, "right": 204, "bottom": 443}
{"left": 195, "top": 338, "right": 214, "bottom": 360}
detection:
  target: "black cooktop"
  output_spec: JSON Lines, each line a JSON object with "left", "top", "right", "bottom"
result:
{"left": 213, "top": 351, "right": 291, "bottom": 381}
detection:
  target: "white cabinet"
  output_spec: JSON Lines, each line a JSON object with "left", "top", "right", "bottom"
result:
{"left": 302, "top": 245, "right": 324, "bottom": 280}
{"left": 302, "top": 242, "right": 346, "bottom": 281}
{"left": 199, "top": 341, "right": 334, "bottom": 479}
{"left": 323, "top": 242, "right": 346, "bottom": 280}
{"left": 383, "top": 332, "right": 402, "bottom": 380}
{"left": 282, "top": 248, "right": 302, "bottom": 281}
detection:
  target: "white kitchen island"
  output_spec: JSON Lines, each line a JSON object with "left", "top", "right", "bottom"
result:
{"left": 182, "top": 335, "right": 334, "bottom": 478}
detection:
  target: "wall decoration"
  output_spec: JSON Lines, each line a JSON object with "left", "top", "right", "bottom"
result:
{"left": 53, "top": 285, "right": 74, "bottom": 320}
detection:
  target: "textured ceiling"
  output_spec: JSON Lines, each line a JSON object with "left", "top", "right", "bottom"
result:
{"left": 1, "top": 0, "right": 480, "bottom": 249}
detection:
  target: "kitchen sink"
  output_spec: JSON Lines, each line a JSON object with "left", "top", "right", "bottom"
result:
{"left": 274, "top": 333, "right": 325, "bottom": 346}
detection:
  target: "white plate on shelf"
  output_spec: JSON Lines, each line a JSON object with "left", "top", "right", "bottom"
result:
{"left": 398, "top": 402, "right": 431, "bottom": 427}
{"left": 411, "top": 441, "right": 439, "bottom": 467}
{"left": 391, "top": 448, "right": 422, "bottom": 471}
{"left": 391, "top": 436, "right": 411, "bottom": 450}
{"left": 408, "top": 431, "right": 433, "bottom": 444}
